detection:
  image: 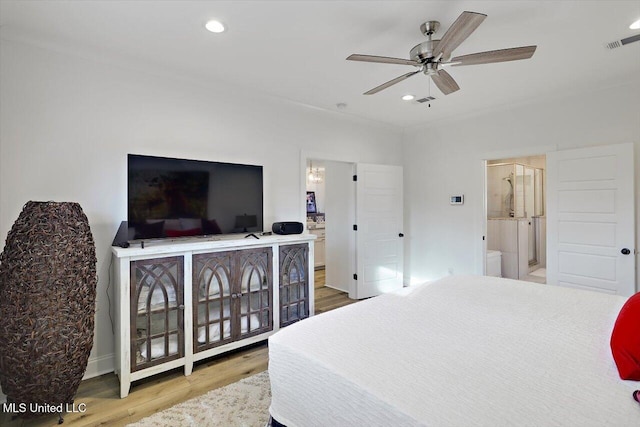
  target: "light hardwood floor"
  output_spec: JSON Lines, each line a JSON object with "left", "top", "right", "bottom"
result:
{"left": 0, "top": 268, "right": 355, "bottom": 426}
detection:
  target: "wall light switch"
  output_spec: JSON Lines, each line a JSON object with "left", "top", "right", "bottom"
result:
{"left": 450, "top": 195, "right": 464, "bottom": 205}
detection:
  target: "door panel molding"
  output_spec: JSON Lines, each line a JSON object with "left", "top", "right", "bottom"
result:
{"left": 547, "top": 143, "right": 635, "bottom": 296}
{"left": 355, "top": 163, "right": 404, "bottom": 299}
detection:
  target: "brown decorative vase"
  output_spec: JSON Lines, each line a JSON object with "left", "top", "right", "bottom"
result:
{"left": 0, "top": 201, "right": 97, "bottom": 420}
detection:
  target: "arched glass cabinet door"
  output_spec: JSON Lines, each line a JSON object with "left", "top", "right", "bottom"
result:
{"left": 193, "top": 247, "right": 273, "bottom": 351}
{"left": 237, "top": 248, "right": 273, "bottom": 339}
{"left": 192, "top": 251, "right": 234, "bottom": 351}
{"left": 130, "top": 256, "right": 184, "bottom": 371}
{"left": 279, "top": 244, "right": 309, "bottom": 327}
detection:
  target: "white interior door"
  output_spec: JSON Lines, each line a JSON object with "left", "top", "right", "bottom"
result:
{"left": 355, "top": 163, "right": 404, "bottom": 299}
{"left": 547, "top": 143, "right": 635, "bottom": 296}
{"left": 324, "top": 161, "right": 355, "bottom": 293}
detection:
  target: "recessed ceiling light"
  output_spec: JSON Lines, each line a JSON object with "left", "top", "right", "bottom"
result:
{"left": 402, "top": 95, "right": 415, "bottom": 101}
{"left": 630, "top": 19, "right": 640, "bottom": 30}
{"left": 205, "top": 20, "right": 226, "bottom": 33}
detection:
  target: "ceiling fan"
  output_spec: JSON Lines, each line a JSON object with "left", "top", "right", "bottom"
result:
{"left": 347, "top": 11, "right": 537, "bottom": 96}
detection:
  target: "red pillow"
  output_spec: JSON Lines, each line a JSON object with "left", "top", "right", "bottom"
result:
{"left": 202, "top": 219, "right": 222, "bottom": 235}
{"left": 165, "top": 228, "right": 202, "bottom": 238}
{"left": 611, "top": 292, "right": 640, "bottom": 380}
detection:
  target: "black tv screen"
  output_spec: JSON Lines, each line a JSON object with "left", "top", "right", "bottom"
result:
{"left": 128, "top": 154, "right": 263, "bottom": 240}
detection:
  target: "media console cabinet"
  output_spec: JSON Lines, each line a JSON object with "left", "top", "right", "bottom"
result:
{"left": 111, "top": 233, "right": 315, "bottom": 398}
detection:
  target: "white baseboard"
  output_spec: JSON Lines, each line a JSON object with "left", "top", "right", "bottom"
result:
{"left": 83, "top": 353, "right": 115, "bottom": 380}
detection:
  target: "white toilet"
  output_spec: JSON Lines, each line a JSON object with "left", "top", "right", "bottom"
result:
{"left": 486, "top": 250, "right": 502, "bottom": 277}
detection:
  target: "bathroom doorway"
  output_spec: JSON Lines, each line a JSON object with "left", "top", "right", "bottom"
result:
{"left": 485, "top": 155, "right": 546, "bottom": 283}
{"left": 306, "top": 158, "right": 356, "bottom": 297}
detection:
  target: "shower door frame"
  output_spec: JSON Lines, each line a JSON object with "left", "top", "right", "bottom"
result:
{"left": 486, "top": 161, "right": 544, "bottom": 268}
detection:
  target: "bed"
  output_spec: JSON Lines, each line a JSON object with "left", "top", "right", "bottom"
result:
{"left": 268, "top": 275, "right": 640, "bottom": 426}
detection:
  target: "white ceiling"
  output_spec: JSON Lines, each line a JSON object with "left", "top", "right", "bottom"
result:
{"left": 1, "top": 1, "right": 639, "bottom": 129}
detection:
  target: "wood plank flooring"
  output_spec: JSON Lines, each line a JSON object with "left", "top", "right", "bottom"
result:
{"left": 0, "top": 268, "right": 355, "bottom": 427}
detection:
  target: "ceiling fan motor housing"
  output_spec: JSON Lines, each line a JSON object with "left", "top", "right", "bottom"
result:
{"left": 410, "top": 40, "right": 450, "bottom": 63}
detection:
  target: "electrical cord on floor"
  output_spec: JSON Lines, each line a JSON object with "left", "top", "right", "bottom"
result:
{"left": 106, "top": 255, "right": 115, "bottom": 335}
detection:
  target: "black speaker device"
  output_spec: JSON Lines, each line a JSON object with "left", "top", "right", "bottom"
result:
{"left": 272, "top": 221, "right": 304, "bottom": 235}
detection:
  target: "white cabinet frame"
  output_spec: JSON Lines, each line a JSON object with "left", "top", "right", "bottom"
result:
{"left": 112, "top": 234, "right": 315, "bottom": 398}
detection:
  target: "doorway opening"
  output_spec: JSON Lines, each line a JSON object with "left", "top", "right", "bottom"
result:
{"left": 485, "top": 155, "right": 546, "bottom": 283}
{"left": 305, "top": 158, "right": 356, "bottom": 300}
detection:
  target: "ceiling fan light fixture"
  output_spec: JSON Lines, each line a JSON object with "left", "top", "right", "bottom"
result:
{"left": 630, "top": 19, "right": 640, "bottom": 30}
{"left": 402, "top": 95, "right": 415, "bottom": 101}
{"left": 205, "top": 20, "right": 226, "bottom": 33}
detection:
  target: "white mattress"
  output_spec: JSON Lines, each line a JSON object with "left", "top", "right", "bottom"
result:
{"left": 268, "top": 275, "right": 640, "bottom": 426}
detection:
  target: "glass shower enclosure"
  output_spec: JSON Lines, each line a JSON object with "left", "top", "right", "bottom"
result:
{"left": 487, "top": 163, "right": 544, "bottom": 266}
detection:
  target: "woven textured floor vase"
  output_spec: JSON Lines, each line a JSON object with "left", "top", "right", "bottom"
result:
{"left": 0, "top": 201, "right": 97, "bottom": 418}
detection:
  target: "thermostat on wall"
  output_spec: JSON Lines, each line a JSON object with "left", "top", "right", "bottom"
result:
{"left": 450, "top": 195, "right": 464, "bottom": 205}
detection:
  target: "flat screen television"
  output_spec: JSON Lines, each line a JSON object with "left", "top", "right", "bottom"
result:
{"left": 127, "top": 154, "right": 263, "bottom": 240}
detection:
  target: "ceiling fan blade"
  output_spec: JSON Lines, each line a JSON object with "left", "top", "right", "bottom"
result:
{"left": 347, "top": 54, "right": 421, "bottom": 67}
{"left": 430, "top": 69, "right": 460, "bottom": 95}
{"left": 432, "top": 11, "right": 487, "bottom": 59}
{"left": 451, "top": 45, "right": 537, "bottom": 66}
{"left": 364, "top": 70, "right": 421, "bottom": 95}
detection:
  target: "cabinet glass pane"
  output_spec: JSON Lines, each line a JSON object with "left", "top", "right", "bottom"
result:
{"left": 136, "top": 285, "right": 178, "bottom": 314}
{"left": 195, "top": 298, "right": 233, "bottom": 345}
{"left": 240, "top": 251, "right": 269, "bottom": 293}
{"left": 135, "top": 311, "right": 180, "bottom": 364}
{"left": 135, "top": 265, "right": 179, "bottom": 314}
{"left": 193, "top": 252, "right": 234, "bottom": 350}
{"left": 193, "top": 248, "right": 272, "bottom": 351}
{"left": 199, "top": 270, "right": 231, "bottom": 298}
{"left": 279, "top": 244, "right": 309, "bottom": 327}
{"left": 238, "top": 249, "right": 272, "bottom": 339}
{"left": 130, "top": 256, "right": 184, "bottom": 371}
{"left": 136, "top": 311, "right": 179, "bottom": 336}
{"left": 290, "top": 284, "right": 299, "bottom": 301}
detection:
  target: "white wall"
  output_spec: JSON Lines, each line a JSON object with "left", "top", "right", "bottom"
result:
{"left": 0, "top": 39, "right": 403, "bottom": 379}
{"left": 403, "top": 79, "right": 640, "bottom": 287}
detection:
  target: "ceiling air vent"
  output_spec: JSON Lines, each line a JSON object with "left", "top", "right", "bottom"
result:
{"left": 606, "top": 33, "right": 640, "bottom": 49}
{"left": 416, "top": 96, "right": 436, "bottom": 103}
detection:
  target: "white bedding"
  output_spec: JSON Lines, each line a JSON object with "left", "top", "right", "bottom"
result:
{"left": 268, "top": 275, "right": 640, "bottom": 426}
